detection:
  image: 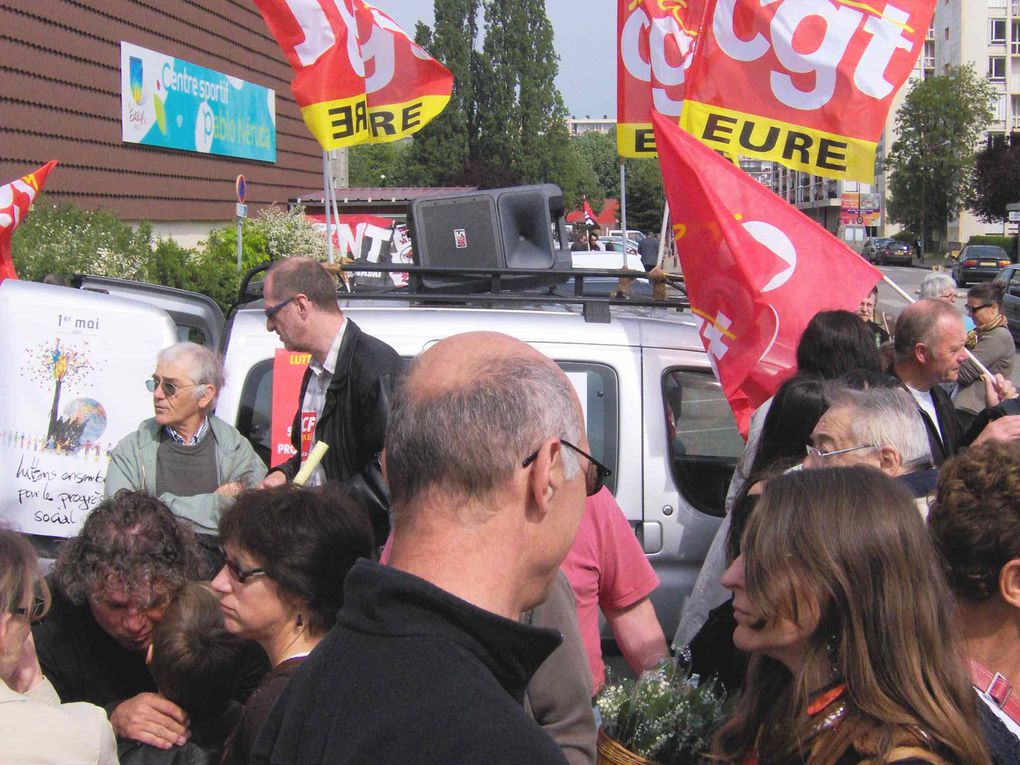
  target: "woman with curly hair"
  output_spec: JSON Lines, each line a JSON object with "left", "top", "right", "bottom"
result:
{"left": 929, "top": 441, "right": 1020, "bottom": 765}
{"left": 713, "top": 467, "right": 989, "bottom": 765}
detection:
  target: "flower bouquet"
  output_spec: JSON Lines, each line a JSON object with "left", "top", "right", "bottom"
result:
{"left": 595, "top": 655, "right": 728, "bottom": 765}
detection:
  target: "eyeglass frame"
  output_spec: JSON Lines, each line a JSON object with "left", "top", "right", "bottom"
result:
{"left": 965, "top": 302, "right": 994, "bottom": 314}
{"left": 219, "top": 550, "right": 268, "bottom": 585}
{"left": 522, "top": 439, "right": 612, "bottom": 497}
{"left": 264, "top": 295, "right": 297, "bottom": 320}
{"left": 805, "top": 443, "right": 878, "bottom": 461}
{"left": 12, "top": 595, "right": 47, "bottom": 622}
{"left": 145, "top": 376, "right": 198, "bottom": 398}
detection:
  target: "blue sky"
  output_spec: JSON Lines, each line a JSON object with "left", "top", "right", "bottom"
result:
{"left": 382, "top": 0, "right": 617, "bottom": 119}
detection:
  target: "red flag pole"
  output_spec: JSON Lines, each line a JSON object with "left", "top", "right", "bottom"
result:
{"left": 881, "top": 274, "right": 990, "bottom": 377}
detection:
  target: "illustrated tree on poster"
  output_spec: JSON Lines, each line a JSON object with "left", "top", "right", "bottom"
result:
{"left": 22, "top": 339, "right": 95, "bottom": 447}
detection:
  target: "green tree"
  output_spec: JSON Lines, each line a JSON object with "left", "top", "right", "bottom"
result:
{"left": 970, "top": 133, "right": 1020, "bottom": 223}
{"left": 348, "top": 142, "right": 411, "bottom": 187}
{"left": 886, "top": 66, "right": 993, "bottom": 252}
{"left": 623, "top": 157, "right": 665, "bottom": 233}
{"left": 11, "top": 197, "right": 153, "bottom": 282}
{"left": 573, "top": 129, "right": 620, "bottom": 199}
{"left": 404, "top": 4, "right": 479, "bottom": 185}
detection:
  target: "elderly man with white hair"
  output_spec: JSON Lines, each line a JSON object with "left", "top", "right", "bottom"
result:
{"left": 805, "top": 385, "right": 938, "bottom": 507}
{"left": 104, "top": 342, "right": 266, "bottom": 538}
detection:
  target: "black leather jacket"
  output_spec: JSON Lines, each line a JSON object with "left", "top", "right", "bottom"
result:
{"left": 271, "top": 319, "right": 403, "bottom": 544}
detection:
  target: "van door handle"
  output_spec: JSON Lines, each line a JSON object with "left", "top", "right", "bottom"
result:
{"left": 640, "top": 522, "right": 662, "bottom": 554}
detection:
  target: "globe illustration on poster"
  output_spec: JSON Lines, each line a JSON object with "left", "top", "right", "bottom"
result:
{"left": 60, "top": 398, "right": 108, "bottom": 443}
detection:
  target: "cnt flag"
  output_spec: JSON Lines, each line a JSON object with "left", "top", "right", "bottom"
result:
{"left": 583, "top": 197, "right": 599, "bottom": 227}
{"left": 651, "top": 111, "right": 880, "bottom": 436}
{"left": 256, "top": 0, "right": 453, "bottom": 150}
{"left": 0, "top": 161, "right": 57, "bottom": 283}
{"left": 681, "top": 0, "right": 936, "bottom": 182}
{"left": 617, "top": 0, "right": 705, "bottom": 158}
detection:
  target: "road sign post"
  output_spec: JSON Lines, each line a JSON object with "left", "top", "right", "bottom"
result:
{"left": 235, "top": 175, "right": 247, "bottom": 272}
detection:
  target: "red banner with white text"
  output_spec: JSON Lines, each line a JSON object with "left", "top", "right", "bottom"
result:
{"left": 652, "top": 111, "right": 881, "bottom": 436}
{"left": 255, "top": 0, "right": 453, "bottom": 149}
{"left": 270, "top": 349, "right": 311, "bottom": 468}
{"left": 681, "top": 0, "right": 936, "bottom": 182}
{"left": 617, "top": 0, "right": 704, "bottom": 157}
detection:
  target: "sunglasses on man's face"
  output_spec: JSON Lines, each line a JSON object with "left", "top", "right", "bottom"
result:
{"left": 522, "top": 439, "right": 612, "bottom": 497}
{"left": 145, "top": 377, "right": 197, "bottom": 398}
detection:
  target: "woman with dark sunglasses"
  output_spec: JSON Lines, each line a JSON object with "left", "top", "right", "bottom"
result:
{"left": 955, "top": 282, "right": 1014, "bottom": 433}
{"left": 0, "top": 526, "right": 118, "bottom": 763}
{"left": 212, "top": 485, "right": 373, "bottom": 765}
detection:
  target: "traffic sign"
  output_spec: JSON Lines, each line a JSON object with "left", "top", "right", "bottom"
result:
{"left": 235, "top": 175, "right": 247, "bottom": 204}
{"left": 236, "top": 203, "right": 248, "bottom": 219}
{"left": 1009, "top": 210, "right": 1020, "bottom": 223}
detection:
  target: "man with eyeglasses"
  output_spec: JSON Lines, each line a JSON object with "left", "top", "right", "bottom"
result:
{"left": 104, "top": 342, "right": 266, "bottom": 558}
{"left": 259, "top": 256, "right": 403, "bottom": 545}
{"left": 805, "top": 386, "right": 938, "bottom": 510}
{"left": 892, "top": 299, "right": 1020, "bottom": 466}
{"left": 255, "top": 332, "right": 589, "bottom": 764}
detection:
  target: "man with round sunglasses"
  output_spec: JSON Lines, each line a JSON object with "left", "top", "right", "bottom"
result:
{"left": 104, "top": 342, "right": 266, "bottom": 553}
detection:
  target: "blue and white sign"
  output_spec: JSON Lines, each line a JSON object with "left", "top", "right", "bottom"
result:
{"left": 120, "top": 42, "right": 276, "bottom": 163}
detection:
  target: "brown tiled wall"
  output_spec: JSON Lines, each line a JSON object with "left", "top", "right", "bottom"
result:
{"left": 0, "top": 0, "right": 321, "bottom": 220}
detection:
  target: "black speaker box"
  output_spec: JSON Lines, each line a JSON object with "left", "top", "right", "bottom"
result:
{"left": 409, "top": 184, "right": 570, "bottom": 291}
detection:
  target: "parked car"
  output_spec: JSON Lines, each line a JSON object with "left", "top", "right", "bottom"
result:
{"left": 860, "top": 237, "right": 891, "bottom": 261}
{"left": 4, "top": 265, "right": 742, "bottom": 641}
{"left": 597, "top": 235, "right": 640, "bottom": 256}
{"left": 992, "top": 265, "right": 1020, "bottom": 343}
{"left": 872, "top": 240, "right": 912, "bottom": 266}
{"left": 953, "top": 245, "right": 1012, "bottom": 286}
{"left": 607, "top": 229, "right": 646, "bottom": 242}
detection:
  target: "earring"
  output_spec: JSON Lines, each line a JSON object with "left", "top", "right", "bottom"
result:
{"left": 296, "top": 613, "right": 303, "bottom": 628}
{"left": 826, "top": 633, "right": 840, "bottom": 677}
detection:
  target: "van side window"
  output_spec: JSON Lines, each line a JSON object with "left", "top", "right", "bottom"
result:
{"left": 557, "top": 362, "right": 618, "bottom": 494}
{"left": 233, "top": 359, "right": 274, "bottom": 467}
{"left": 662, "top": 369, "right": 742, "bottom": 518}
{"left": 231, "top": 358, "right": 619, "bottom": 493}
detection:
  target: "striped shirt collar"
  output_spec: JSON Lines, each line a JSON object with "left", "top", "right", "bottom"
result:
{"left": 163, "top": 417, "right": 210, "bottom": 446}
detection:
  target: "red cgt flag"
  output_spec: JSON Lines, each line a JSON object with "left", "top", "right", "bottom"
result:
{"left": 617, "top": 0, "right": 705, "bottom": 158}
{"left": 651, "top": 111, "right": 880, "bottom": 436}
{"left": 0, "top": 161, "right": 57, "bottom": 283}
{"left": 255, "top": 0, "right": 452, "bottom": 150}
{"left": 583, "top": 197, "right": 598, "bottom": 227}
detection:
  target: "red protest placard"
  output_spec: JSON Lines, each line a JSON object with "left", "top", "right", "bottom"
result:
{"left": 270, "top": 349, "right": 310, "bottom": 468}
{"left": 681, "top": 0, "right": 936, "bottom": 182}
{"left": 617, "top": 0, "right": 704, "bottom": 157}
{"left": 256, "top": 0, "right": 452, "bottom": 149}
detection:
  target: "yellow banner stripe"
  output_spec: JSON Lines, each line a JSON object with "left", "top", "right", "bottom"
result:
{"left": 617, "top": 121, "right": 662, "bottom": 158}
{"left": 681, "top": 101, "right": 876, "bottom": 183}
{"left": 301, "top": 93, "right": 451, "bottom": 150}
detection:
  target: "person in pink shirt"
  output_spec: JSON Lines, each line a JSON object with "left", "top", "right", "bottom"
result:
{"left": 561, "top": 487, "right": 669, "bottom": 692}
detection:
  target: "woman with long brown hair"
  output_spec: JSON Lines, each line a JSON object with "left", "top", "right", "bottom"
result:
{"left": 713, "top": 467, "right": 989, "bottom": 765}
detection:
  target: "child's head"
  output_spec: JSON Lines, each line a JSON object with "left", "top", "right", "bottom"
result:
{"left": 148, "top": 582, "right": 247, "bottom": 719}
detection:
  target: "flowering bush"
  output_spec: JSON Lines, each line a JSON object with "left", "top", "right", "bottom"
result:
{"left": 596, "top": 656, "right": 728, "bottom": 764}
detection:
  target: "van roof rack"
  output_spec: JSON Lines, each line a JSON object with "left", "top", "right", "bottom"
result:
{"left": 236, "top": 262, "right": 688, "bottom": 324}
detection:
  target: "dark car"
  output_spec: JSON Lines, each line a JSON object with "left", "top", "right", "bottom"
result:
{"left": 861, "top": 237, "right": 891, "bottom": 262}
{"left": 992, "top": 265, "right": 1020, "bottom": 343}
{"left": 873, "top": 240, "right": 912, "bottom": 266}
{"left": 953, "top": 245, "right": 1011, "bottom": 287}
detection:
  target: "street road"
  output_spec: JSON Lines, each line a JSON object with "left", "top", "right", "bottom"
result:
{"left": 875, "top": 263, "right": 1020, "bottom": 386}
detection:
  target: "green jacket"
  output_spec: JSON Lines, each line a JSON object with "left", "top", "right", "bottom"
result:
{"left": 104, "top": 415, "right": 267, "bottom": 533}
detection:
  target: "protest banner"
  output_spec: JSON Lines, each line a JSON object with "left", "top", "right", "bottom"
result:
{"left": 255, "top": 0, "right": 452, "bottom": 149}
{"left": 651, "top": 111, "right": 881, "bottom": 435}
{"left": 0, "top": 161, "right": 57, "bottom": 282}
{"left": 617, "top": 0, "right": 704, "bottom": 157}
{"left": 270, "top": 350, "right": 310, "bottom": 468}
{"left": 681, "top": 0, "right": 936, "bottom": 182}
{"left": 0, "top": 280, "right": 177, "bottom": 536}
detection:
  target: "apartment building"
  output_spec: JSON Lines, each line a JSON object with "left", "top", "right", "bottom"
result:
{"left": 934, "top": 0, "right": 1020, "bottom": 244}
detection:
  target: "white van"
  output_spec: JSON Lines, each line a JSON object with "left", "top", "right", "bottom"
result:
{"left": 2, "top": 267, "right": 742, "bottom": 638}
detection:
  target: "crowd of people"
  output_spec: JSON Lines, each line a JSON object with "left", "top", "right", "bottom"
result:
{"left": 1, "top": 258, "right": 1019, "bottom": 764}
